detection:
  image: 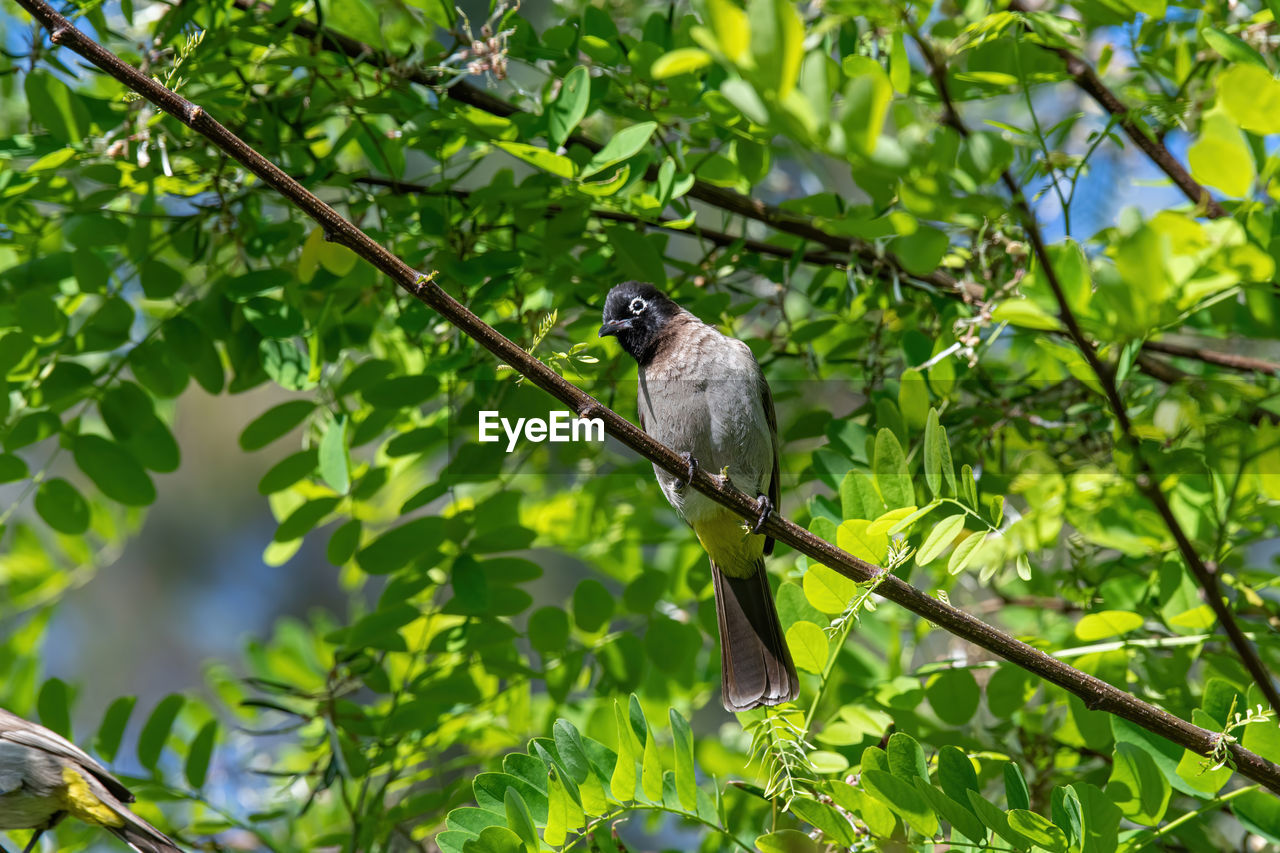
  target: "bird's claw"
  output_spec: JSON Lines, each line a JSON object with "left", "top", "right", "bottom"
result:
{"left": 680, "top": 452, "right": 697, "bottom": 486}
{"left": 752, "top": 494, "right": 773, "bottom": 534}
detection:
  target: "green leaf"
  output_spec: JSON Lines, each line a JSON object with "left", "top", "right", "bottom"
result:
{"left": 835, "top": 519, "right": 888, "bottom": 564}
{"left": 581, "top": 122, "right": 657, "bottom": 178}
{"left": 100, "top": 382, "right": 180, "bottom": 473}
{"left": 652, "top": 48, "right": 712, "bottom": 79}
{"left": 669, "top": 708, "right": 697, "bottom": 810}
{"left": 802, "top": 564, "right": 857, "bottom": 615}
{"left": 1188, "top": 110, "right": 1254, "bottom": 198}
{"left": 1106, "top": 742, "right": 1170, "bottom": 825}
{"left": 138, "top": 693, "right": 185, "bottom": 770}
{"left": 240, "top": 400, "right": 315, "bottom": 451}
{"left": 1071, "top": 783, "right": 1120, "bottom": 853}
{"left": 185, "top": 720, "right": 218, "bottom": 789}
{"left": 987, "top": 665, "right": 1035, "bottom": 718}
{"left": 790, "top": 797, "right": 856, "bottom": 845}
{"left": 841, "top": 57, "right": 892, "bottom": 155}
{"left": 914, "top": 779, "right": 986, "bottom": 844}
{"left": 528, "top": 607, "right": 569, "bottom": 654}
{"left": 549, "top": 66, "right": 590, "bottom": 147}
{"left": 95, "top": 697, "right": 136, "bottom": 764}
{"left": 572, "top": 579, "right": 614, "bottom": 632}
{"left": 892, "top": 226, "right": 949, "bottom": 277}
{"left": 641, "top": 723, "right": 663, "bottom": 801}
{"left": 25, "top": 70, "right": 89, "bottom": 145}
{"left": 73, "top": 434, "right": 156, "bottom": 506}
{"left": 1202, "top": 27, "right": 1267, "bottom": 67}
{"left": 703, "top": 0, "right": 749, "bottom": 63}
{"left": 34, "top": 477, "right": 90, "bottom": 535}
{"left": 937, "top": 746, "right": 979, "bottom": 808}
{"left": 1237, "top": 788, "right": 1280, "bottom": 845}
{"left": 1074, "top": 610, "right": 1143, "bottom": 641}
{"left": 966, "top": 791, "right": 1032, "bottom": 852}
{"left": 926, "top": 668, "right": 980, "bottom": 726}
{"left": 887, "top": 732, "right": 928, "bottom": 781}
{"left": 991, "top": 299, "right": 1065, "bottom": 331}
{"left": 37, "top": 678, "right": 72, "bottom": 739}
{"left": 1003, "top": 762, "right": 1030, "bottom": 810}
{"left": 356, "top": 517, "right": 445, "bottom": 574}
{"left": 318, "top": 416, "right": 350, "bottom": 494}
{"left": 608, "top": 227, "right": 667, "bottom": 288}
{"left": 923, "top": 409, "right": 954, "bottom": 497}
{"left": 503, "top": 788, "right": 539, "bottom": 852}
{"left": 786, "top": 620, "right": 829, "bottom": 674}
{"left": 494, "top": 142, "right": 576, "bottom": 179}
{"left": 466, "top": 825, "right": 525, "bottom": 853}
{"left": 362, "top": 375, "right": 440, "bottom": 409}
{"left": 862, "top": 769, "right": 939, "bottom": 836}
{"left": 1007, "top": 809, "right": 1067, "bottom": 853}
{"left": 916, "top": 514, "right": 965, "bottom": 565}
{"left": 610, "top": 700, "right": 638, "bottom": 801}
{"left": 946, "top": 531, "right": 985, "bottom": 575}
{"left": 259, "top": 448, "right": 319, "bottom": 495}
{"left": 1217, "top": 64, "right": 1280, "bottom": 134}
{"left": 755, "top": 830, "right": 819, "bottom": 853}
{"left": 840, "top": 470, "right": 885, "bottom": 520}
{"left": 747, "top": 0, "right": 803, "bottom": 97}
{"left": 873, "top": 428, "right": 912, "bottom": 509}
{"left": 889, "top": 31, "right": 910, "bottom": 93}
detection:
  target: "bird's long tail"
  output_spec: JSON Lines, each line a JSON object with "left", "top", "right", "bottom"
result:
{"left": 712, "top": 560, "right": 799, "bottom": 711}
{"left": 105, "top": 804, "right": 184, "bottom": 853}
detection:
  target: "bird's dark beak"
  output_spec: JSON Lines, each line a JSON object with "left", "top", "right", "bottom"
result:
{"left": 598, "top": 318, "right": 633, "bottom": 338}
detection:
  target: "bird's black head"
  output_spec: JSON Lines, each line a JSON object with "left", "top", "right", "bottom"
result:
{"left": 598, "top": 281, "right": 682, "bottom": 364}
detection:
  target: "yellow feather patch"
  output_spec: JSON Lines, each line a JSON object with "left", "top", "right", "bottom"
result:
{"left": 59, "top": 767, "right": 124, "bottom": 827}
{"left": 693, "top": 511, "right": 765, "bottom": 578}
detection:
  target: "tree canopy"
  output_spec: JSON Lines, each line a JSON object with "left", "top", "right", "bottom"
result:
{"left": 2, "top": 0, "right": 1280, "bottom": 851}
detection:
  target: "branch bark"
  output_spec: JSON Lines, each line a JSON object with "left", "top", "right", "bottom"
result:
{"left": 1005, "top": 0, "right": 1227, "bottom": 219}
{"left": 18, "top": 0, "right": 1280, "bottom": 795}
{"left": 913, "top": 26, "right": 1280, "bottom": 718}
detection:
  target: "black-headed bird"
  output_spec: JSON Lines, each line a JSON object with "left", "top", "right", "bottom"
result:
{"left": 600, "top": 281, "right": 799, "bottom": 711}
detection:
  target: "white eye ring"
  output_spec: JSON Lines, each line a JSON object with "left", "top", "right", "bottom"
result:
{"left": 629, "top": 297, "right": 647, "bottom": 315}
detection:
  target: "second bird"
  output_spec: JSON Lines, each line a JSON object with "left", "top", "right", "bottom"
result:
{"left": 600, "top": 281, "right": 799, "bottom": 711}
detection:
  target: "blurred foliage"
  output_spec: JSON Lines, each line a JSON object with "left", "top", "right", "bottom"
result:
{"left": 2, "top": 0, "right": 1280, "bottom": 850}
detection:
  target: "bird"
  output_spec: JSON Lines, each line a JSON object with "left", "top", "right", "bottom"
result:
{"left": 599, "top": 281, "right": 799, "bottom": 711}
{"left": 0, "top": 708, "right": 182, "bottom": 853}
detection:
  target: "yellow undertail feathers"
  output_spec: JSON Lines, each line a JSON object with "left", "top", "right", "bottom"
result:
{"left": 693, "top": 511, "right": 765, "bottom": 578}
{"left": 60, "top": 766, "right": 125, "bottom": 827}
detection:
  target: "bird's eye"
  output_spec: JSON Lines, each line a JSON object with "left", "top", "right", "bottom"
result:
{"left": 629, "top": 297, "right": 647, "bottom": 315}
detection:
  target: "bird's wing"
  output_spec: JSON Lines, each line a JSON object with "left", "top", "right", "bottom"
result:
{"left": 0, "top": 708, "right": 135, "bottom": 803}
{"left": 758, "top": 368, "right": 781, "bottom": 557}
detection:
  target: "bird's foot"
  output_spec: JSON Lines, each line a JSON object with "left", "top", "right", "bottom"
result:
{"left": 22, "top": 829, "right": 44, "bottom": 853}
{"left": 752, "top": 494, "right": 773, "bottom": 534}
{"left": 680, "top": 452, "right": 698, "bottom": 486}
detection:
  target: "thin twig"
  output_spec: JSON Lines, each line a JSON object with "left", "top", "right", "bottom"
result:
{"left": 18, "top": 0, "right": 1280, "bottom": 794}
{"left": 1006, "top": 0, "right": 1227, "bottom": 218}
{"left": 912, "top": 23, "right": 1280, "bottom": 716}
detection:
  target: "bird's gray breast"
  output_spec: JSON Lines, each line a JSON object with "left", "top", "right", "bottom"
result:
{"left": 637, "top": 322, "right": 773, "bottom": 524}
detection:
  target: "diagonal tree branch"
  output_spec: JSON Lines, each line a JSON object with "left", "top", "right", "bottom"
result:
{"left": 1005, "top": 0, "right": 1227, "bottom": 219}
{"left": 912, "top": 25, "right": 1280, "bottom": 716}
{"left": 19, "top": 0, "right": 1280, "bottom": 794}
